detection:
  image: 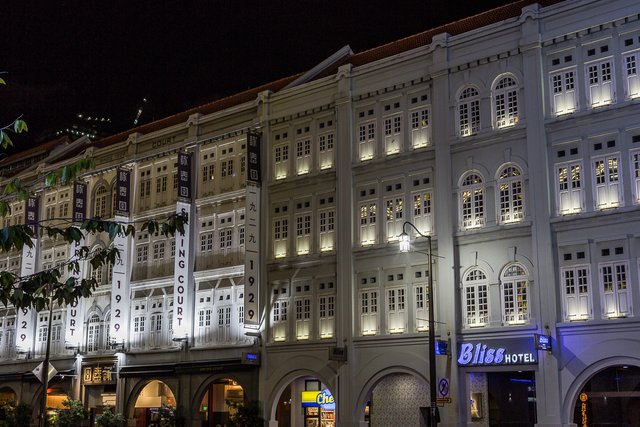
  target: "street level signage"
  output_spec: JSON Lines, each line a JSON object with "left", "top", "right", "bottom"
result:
{"left": 457, "top": 337, "right": 538, "bottom": 366}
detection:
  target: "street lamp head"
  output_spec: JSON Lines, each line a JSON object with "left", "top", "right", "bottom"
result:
{"left": 399, "top": 231, "right": 411, "bottom": 253}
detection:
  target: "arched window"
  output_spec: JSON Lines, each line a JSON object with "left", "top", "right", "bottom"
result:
{"left": 463, "top": 269, "right": 489, "bottom": 327}
{"left": 497, "top": 165, "right": 524, "bottom": 224}
{"left": 457, "top": 87, "right": 480, "bottom": 137}
{"left": 501, "top": 263, "right": 529, "bottom": 325}
{"left": 94, "top": 185, "right": 108, "bottom": 218}
{"left": 87, "top": 313, "right": 101, "bottom": 352}
{"left": 460, "top": 173, "right": 485, "bottom": 229}
{"left": 493, "top": 76, "right": 519, "bottom": 128}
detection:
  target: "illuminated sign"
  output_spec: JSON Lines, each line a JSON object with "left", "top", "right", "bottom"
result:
{"left": 580, "top": 392, "right": 588, "bottom": 427}
{"left": 17, "top": 197, "right": 39, "bottom": 354}
{"left": 457, "top": 338, "right": 537, "bottom": 366}
{"left": 244, "top": 185, "right": 260, "bottom": 326}
{"left": 83, "top": 364, "right": 116, "bottom": 384}
{"left": 535, "top": 334, "right": 552, "bottom": 351}
{"left": 301, "top": 389, "right": 335, "bottom": 410}
{"left": 242, "top": 352, "right": 261, "bottom": 365}
{"left": 172, "top": 201, "right": 192, "bottom": 338}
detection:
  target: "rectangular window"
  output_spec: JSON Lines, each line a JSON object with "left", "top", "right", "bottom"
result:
{"left": 586, "top": 59, "right": 614, "bottom": 107}
{"left": 274, "top": 145, "right": 290, "bottom": 179}
{"left": 273, "top": 218, "right": 289, "bottom": 258}
{"left": 557, "top": 162, "right": 584, "bottom": 215}
{"left": 593, "top": 155, "right": 622, "bottom": 209}
{"left": 359, "top": 202, "right": 377, "bottom": 246}
{"left": 318, "top": 133, "right": 335, "bottom": 169}
{"left": 600, "top": 262, "right": 631, "bottom": 318}
{"left": 360, "top": 291, "right": 378, "bottom": 335}
{"left": 412, "top": 191, "right": 432, "bottom": 235}
{"left": 465, "top": 284, "right": 488, "bottom": 327}
{"left": 562, "top": 266, "right": 591, "bottom": 320}
{"left": 624, "top": 51, "right": 640, "bottom": 99}
{"left": 410, "top": 108, "right": 430, "bottom": 148}
{"left": 358, "top": 122, "right": 376, "bottom": 161}
{"left": 632, "top": 150, "right": 640, "bottom": 203}
{"left": 136, "top": 245, "right": 148, "bottom": 263}
{"left": 551, "top": 69, "right": 578, "bottom": 115}
{"left": 385, "top": 198, "right": 404, "bottom": 242}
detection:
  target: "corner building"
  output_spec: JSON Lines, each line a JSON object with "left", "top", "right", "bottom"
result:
{"left": 1, "top": 0, "right": 640, "bottom": 426}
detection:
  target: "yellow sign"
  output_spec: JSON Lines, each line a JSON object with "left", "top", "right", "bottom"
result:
{"left": 83, "top": 365, "right": 115, "bottom": 384}
{"left": 436, "top": 397, "right": 452, "bottom": 404}
{"left": 580, "top": 392, "right": 588, "bottom": 427}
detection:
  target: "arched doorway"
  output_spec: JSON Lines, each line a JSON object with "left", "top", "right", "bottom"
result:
{"left": 0, "top": 387, "right": 16, "bottom": 405}
{"left": 133, "top": 380, "right": 176, "bottom": 427}
{"left": 272, "top": 376, "right": 335, "bottom": 427}
{"left": 573, "top": 365, "right": 640, "bottom": 426}
{"left": 363, "top": 373, "right": 428, "bottom": 427}
{"left": 197, "top": 378, "right": 244, "bottom": 427}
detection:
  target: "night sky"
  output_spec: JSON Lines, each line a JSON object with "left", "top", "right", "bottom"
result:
{"left": 2, "top": 0, "right": 514, "bottom": 151}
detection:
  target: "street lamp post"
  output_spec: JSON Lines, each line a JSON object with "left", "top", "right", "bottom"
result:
{"left": 399, "top": 221, "right": 437, "bottom": 427}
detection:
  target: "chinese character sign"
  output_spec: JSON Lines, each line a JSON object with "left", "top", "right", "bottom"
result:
{"left": 177, "top": 151, "right": 192, "bottom": 201}
{"left": 247, "top": 132, "right": 261, "bottom": 184}
{"left": 17, "top": 197, "right": 39, "bottom": 354}
{"left": 73, "top": 182, "right": 87, "bottom": 223}
{"left": 116, "top": 169, "right": 130, "bottom": 215}
{"left": 244, "top": 185, "right": 260, "bottom": 326}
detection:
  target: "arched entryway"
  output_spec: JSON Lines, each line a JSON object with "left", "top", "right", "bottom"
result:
{"left": 0, "top": 387, "right": 16, "bottom": 405}
{"left": 132, "top": 380, "right": 176, "bottom": 427}
{"left": 362, "top": 373, "right": 429, "bottom": 427}
{"left": 270, "top": 376, "right": 335, "bottom": 427}
{"left": 197, "top": 378, "right": 245, "bottom": 427}
{"left": 573, "top": 365, "right": 640, "bottom": 426}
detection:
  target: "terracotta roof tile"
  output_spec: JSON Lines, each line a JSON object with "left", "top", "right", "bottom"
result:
{"left": 94, "top": 73, "right": 301, "bottom": 148}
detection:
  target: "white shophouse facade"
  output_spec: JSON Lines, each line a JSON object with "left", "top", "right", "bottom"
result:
{"left": 0, "top": 1, "right": 639, "bottom": 426}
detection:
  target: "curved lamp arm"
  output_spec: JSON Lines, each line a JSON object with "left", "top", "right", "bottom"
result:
{"left": 399, "top": 221, "right": 430, "bottom": 252}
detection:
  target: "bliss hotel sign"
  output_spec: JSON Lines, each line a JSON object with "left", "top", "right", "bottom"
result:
{"left": 457, "top": 337, "right": 537, "bottom": 366}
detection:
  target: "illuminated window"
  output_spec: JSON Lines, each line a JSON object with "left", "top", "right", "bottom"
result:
{"left": 412, "top": 191, "right": 432, "bottom": 235}
{"left": 550, "top": 69, "right": 577, "bottom": 115}
{"left": 318, "top": 210, "right": 335, "bottom": 252}
{"left": 358, "top": 121, "right": 376, "bottom": 161}
{"left": 493, "top": 75, "right": 518, "bottom": 128}
{"left": 271, "top": 291, "right": 289, "bottom": 342}
{"left": 457, "top": 87, "right": 480, "bottom": 137}
{"left": 562, "top": 266, "right": 591, "bottom": 321}
{"left": 274, "top": 144, "right": 290, "bottom": 179}
{"left": 556, "top": 161, "right": 584, "bottom": 215}
{"left": 295, "top": 297, "right": 312, "bottom": 340}
{"left": 501, "top": 264, "right": 529, "bottom": 325}
{"left": 359, "top": 202, "right": 377, "bottom": 246}
{"left": 295, "top": 139, "right": 312, "bottom": 175}
{"left": 586, "top": 59, "right": 614, "bottom": 107}
{"left": 593, "top": 155, "right": 621, "bottom": 209}
{"left": 383, "top": 115, "right": 402, "bottom": 155}
{"left": 459, "top": 172, "right": 485, "bottom": 229}
{"left": 463, "top": 268, "right": 489, "bottom": 327}
{"left": 414, "top": 282, "right": 430, "bottom": 332}
{"left": 623, "top": 51, "right": 640, "bottom": 99}
{"left": 273, "top": 218, "right": 289, "bottom": 258}
{"left": 295, "top": 214, "right": 311, "bottom": 255}
{"left": 410, "top": 107, "right": 430, "bottom": 148}
{"left": 318, "top": 294, "right": 335, "bottom": 339}
{"left": 318, "top": 132, "right": 334, "bottom": 170}
{"left": 631, "top": 150, "right": 640, "bottom": 203}
{"left": 497, "top": 165, "right": 524, "bottom": 224}
{"left": 600, "top": 261, "right": 631, "bottom": 318}
{"left": 386, "top": 287, "right": 406, "bottom": 334}
{"left": 359, "top": 290, "right": 379, "bottom": 336}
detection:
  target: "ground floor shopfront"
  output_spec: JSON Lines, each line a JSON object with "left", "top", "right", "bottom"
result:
{"left": 558, "top": 322, "right": 640, "bottom": 427}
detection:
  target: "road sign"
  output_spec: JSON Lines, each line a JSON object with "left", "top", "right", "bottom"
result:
{"left": 437, "top": 377, "right": 450, "bottom": 398}
{"left": 33, "top": 362, "right": 57, "bottom": 383}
